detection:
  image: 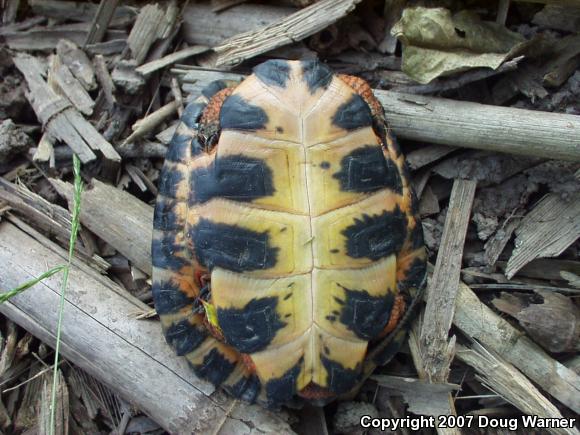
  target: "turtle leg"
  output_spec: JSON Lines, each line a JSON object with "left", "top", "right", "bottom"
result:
{"left": 152, "top": 79, "right": 262, "bottom": 404}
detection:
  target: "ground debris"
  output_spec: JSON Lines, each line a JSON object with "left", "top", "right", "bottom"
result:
{"left": 0, "top": 120, "right": 33, "bottom": 163}
{"left": 493, "top": 291, "right": 580, "bottom": 353}
{"left": 1, "top": 1, "right": 580, "bottom": 433}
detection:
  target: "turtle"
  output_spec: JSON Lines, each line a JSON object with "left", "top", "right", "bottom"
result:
{"left": 151, "top": 59, "right": 427, "bottom": 408}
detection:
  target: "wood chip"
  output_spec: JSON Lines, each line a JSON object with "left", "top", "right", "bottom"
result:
{"left": 372, "top": 375, "right": 460, "bottom": 417}
{"left": 493, "top": 291, "right": 580, "bottom": 353}
{"left": 92, "top": 54, "right": 116, "bottom": 111}
{"left": 49, "top": 54, "right": 95, "bottom": 116}
{"left": 135, "top": 45, "right": 210, "bottom": 77}
{"left": 214, "top": 0, "right": 363, "bottom": 66}
{"left": 4, "top": 24, "right": 127, "bottom": 51}
{"left": 29, "top": 0, "right": 135, "bottom": 25}
{"left": 407, "top": 144, "right": 456, "bottom": 171}
{"left": 39, "top": 370, "right": 69, "bottom": 435}
{"left": 85, "top": 0, "right": 121, "bottom": 45}
{"left": 127, "top": 3, "right": 175, "bottom": 64}
{"left": 56, "top": 39, "right": 96, "bottom": 91}
{"left": 506, "top": 193, "right": 580, "bottom": 279}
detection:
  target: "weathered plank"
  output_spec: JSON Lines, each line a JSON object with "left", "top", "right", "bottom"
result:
{"left": 182, "top": 3, "right": 295, "bottom": 48}
{"left": 0, "top": 221, "right": 295, "bottom": 434}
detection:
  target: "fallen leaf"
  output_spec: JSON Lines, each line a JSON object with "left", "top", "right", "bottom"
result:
{"left": 392, "top": 7, "right": 526, "bottom": 83}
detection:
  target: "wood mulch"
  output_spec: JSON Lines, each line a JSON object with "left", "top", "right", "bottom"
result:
{"left": 0, "top": 1, "right": 579, "bottom": 434}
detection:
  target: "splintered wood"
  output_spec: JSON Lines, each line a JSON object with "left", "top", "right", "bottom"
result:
{"left": 213, "top": 0, "right": 363, "bottom": 66}
{"left": 421, "top": 179, "right": 477, "bottom": 382}
{"left": 454, "top": 282, "right": 580, "bottom": 414}
{"left": 12, "top": 54, "right": 120, "bottom": 166}
{"left": 456, "top": 343, "right": 579, "bottom": 435}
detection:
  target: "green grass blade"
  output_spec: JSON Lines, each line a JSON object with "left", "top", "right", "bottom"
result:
{"left": 0, "top": 265, "right": 66, "bottom": 304}
{"left": 50, "top": 154, "right": 83, "bottom": 435}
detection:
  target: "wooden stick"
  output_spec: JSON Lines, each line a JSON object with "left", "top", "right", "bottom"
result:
{"left": 0, "top": 222, "right": 295, "bottom": 434}
{"left": 123, "top": 100, "right": 179, "bottom": 145}
{"left": 407, "top": 319, "right": 461, "bottom": 435}
{"left": 179, "top": 69, "right": 580, "bottom": 161}
{"left": 93, "top": 54, "right": 116, "bottom": 111}
{"left": 421, "top": 179, "right": 477, "bottom": 381}
{"left": 0, "top": 180, "right": 109, "bottom": 273}
{"left": 213, "top": 0, "right": 363, "bottom": 66}
{"left": 135, "top": 45, "right": 210, "bottom": 77}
